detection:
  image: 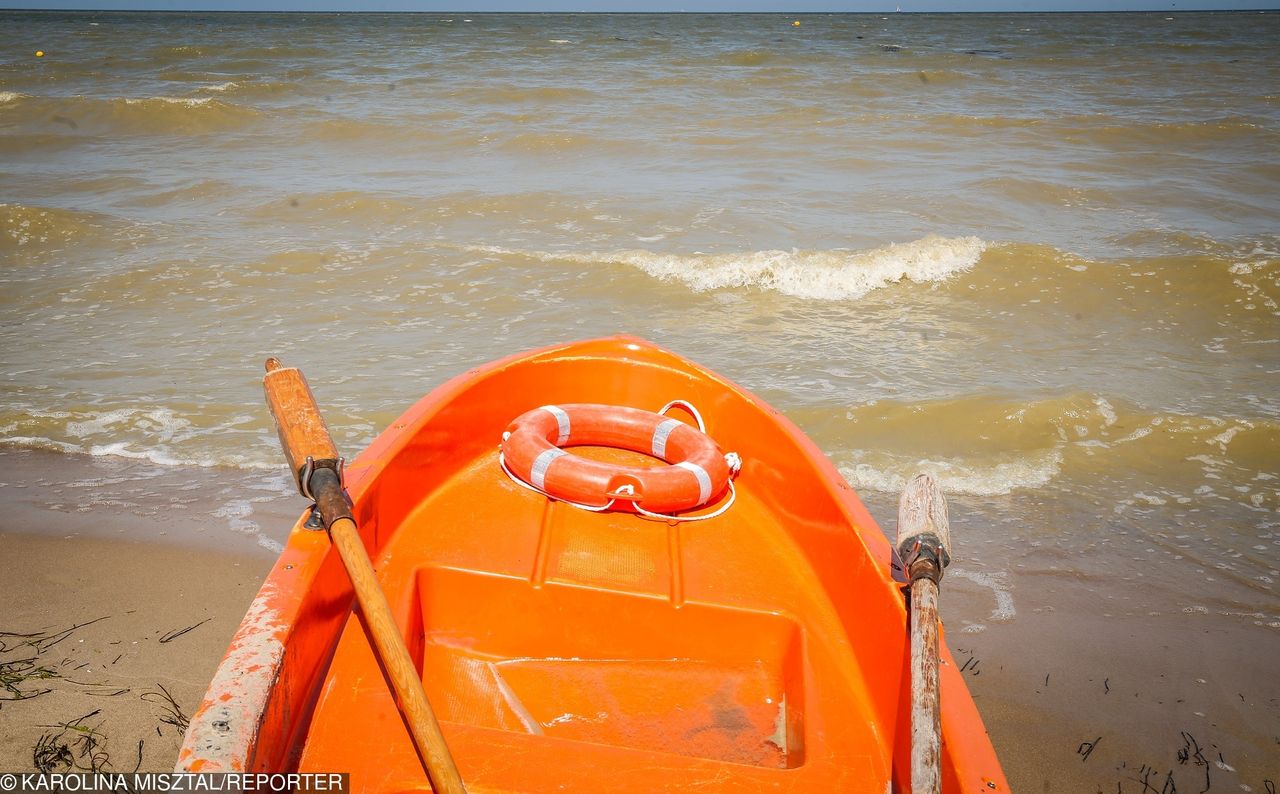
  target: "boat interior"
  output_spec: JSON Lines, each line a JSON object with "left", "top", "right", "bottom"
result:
{"left": 185, "top": 338, "right": 1001, "bottom": 792}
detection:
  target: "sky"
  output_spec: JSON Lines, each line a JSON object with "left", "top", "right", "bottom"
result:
{"left": 0, "top": 0, "right": 1273, "bottom": 10}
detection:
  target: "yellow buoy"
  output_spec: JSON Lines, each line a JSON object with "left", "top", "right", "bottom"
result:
{"left": 792, "top": 20, "right": 801, "bottom": 26}
{"left": 36, "top": 50, "right": 45, "bottom": 57}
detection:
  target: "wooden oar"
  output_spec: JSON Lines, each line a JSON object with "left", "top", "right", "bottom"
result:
{"left": 896, "top": 473, "right": 953, "bottom": 794}
{"left": 262, "top": 358, "right": 466, "bottom": 794}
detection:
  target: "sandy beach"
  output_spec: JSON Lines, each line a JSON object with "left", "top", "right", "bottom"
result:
{"left": 0, "top": 449, "right": 291, "bottom": 774}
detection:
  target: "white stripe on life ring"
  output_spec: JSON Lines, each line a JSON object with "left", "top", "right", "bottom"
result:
{"left": 530, "top": 447, "right": 567, "bottom": 490}
{"left": 539, "top": 405, "right": 571, "bottom": 446}
{"left": 674, "top": 461, "right": 712, "bottom": 505}
{"left": 651, "top": 418, "right": 683, "bottom": 460}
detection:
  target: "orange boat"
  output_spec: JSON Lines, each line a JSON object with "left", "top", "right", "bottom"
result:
{"left": 179, "top": 336, "right": 1007, "bottom": 793}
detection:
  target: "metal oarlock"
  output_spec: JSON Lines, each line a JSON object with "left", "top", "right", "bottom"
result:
{"left": 896, "top": 473, "right": 952, "bottom": 587}
{"left": 304, "top": 505, "right": 325, "bottom": 530}
{"left": 898, "top": 534, "right": 951, "bottom": 579}
{"left": 298, "top": 455, "right": 345, "bottom": 501}
{"left": 298, "top": 457, "right": 315, "bottom": 499}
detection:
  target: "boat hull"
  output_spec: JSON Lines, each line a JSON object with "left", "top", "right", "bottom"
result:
{"left": 179, "top": 336, "right": 1007, "bottom": 793}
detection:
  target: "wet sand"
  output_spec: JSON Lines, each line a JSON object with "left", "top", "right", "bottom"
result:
{"left": 852, "top": 495, "right": 1280, "bottom": 793}
{"left": 0, "top": 448, "right": 291, "bottom": 773}
{"left": 0, "top": 532, "right": 272, "bottom": 773}
{"left": 2, "top": 448, "right": 1277, "bottom": 791}
{"left": 941, "top": 562, "right": 1280, "bottom": 793}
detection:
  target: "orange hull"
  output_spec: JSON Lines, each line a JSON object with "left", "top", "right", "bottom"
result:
{"left": 179, "top": 336, "right": 1008, "bottom": 793}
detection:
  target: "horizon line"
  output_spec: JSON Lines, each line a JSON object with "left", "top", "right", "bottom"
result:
{"left": 2, "top": 5, "right": 1275, "bottom": 11}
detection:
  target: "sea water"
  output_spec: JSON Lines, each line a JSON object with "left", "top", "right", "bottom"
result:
{"left": 1, "top": 11, "right": 1277, "bottom": 788}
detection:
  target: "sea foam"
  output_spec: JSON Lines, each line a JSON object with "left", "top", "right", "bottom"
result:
{"left": 838, "top": 450, "right": 1063, "bottom": 496}
{"left": 477, "top": 235, "right": 988, "bottom": 300}
{"left": 1, "top": 406, "right": 277, "bottom": 471}
{"left": 123, "top": 96, "right": 215, "bottom": 106}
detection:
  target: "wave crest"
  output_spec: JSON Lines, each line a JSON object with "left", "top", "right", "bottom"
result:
{"left": 2, "top": 94, "right": 258, "bottom": 136}
{"left": 481, "top": 235, "right": 988, "bottom": 300}
{"left": 0, "top": 406, "right": 275, "bottom": 470}
{"left": 820, "top": 392, "right": 1280, "bottom": 505}
{"left": 839, "top": 451, "right": 1063, "bottom": 497}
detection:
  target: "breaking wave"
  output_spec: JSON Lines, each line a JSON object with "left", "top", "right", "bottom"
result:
{"left": 0, "top": 93, "right": 259, "bottom": 136}
{"left": 819, "top": 393, "right": 1279, "bottom": 506}
{"left": 475, "top": 235, "right": 989, "bottom": 300}
{"left": 0, "top": 406, "right": 277, "bottom": 471}
{"left": 839, "top": 450, "right": 1063, "bottom": 497}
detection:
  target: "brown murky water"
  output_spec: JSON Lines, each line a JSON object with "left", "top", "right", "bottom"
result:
{"left": 2, "top": 10, "right": 1277, "bottom": 790}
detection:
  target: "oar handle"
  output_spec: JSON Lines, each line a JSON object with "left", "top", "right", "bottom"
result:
{"left": 261, "top": 359, "right": 466, "bottom": 794}
{"left": 326, "top": 512, "right": 467, "bottom": 794}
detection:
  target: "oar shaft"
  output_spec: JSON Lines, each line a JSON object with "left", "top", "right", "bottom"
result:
{"left": 896, "top": 474, "right": 950, "bottom": 794}
{"left": 909, "top": 576, "right": 942, "bottom": 794}
{"left": 326, "top": 511, "right": 466, "bottom": 794}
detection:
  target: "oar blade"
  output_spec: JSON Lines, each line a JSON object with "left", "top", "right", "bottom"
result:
{"left": 262, "top": 358, "right": 340, "bottom": 491}
{"left": 896, "top": 473, "right": 952, "bottom": 579}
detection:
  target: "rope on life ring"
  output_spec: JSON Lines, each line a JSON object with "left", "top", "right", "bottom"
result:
{"left": 498, "top": 401, "right": 741, "bottom": 521}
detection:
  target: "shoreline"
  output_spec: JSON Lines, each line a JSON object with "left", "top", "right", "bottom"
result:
{"left": 0, "top": 448, "right": 290, "bottom": 774}
{"left": 2, "top": 447, "right": 1276, "bottom": 790}
{"left": 0, "top": 448, "right": 299, "bottom": 558}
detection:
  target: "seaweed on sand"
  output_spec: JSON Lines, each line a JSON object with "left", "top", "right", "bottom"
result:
{"left": 0, "top": 617, "right": 114, "bottom": 702}
{"left": 1, "top": 657, "right": 62, "bottom": 701}
{"left": 141, "top": 684, "right": 189, "bottom": 734}
{"left": 0, "top": 616, "right": 111, "bottom": 654}
{"left": 32, "top": 731, "right": 74, "bottom": 773}
{"left": 158, "top": 618, "right": 210, "bottom": 644}
{"left": 34, "top": 710, "right": 112, "bottom": 773}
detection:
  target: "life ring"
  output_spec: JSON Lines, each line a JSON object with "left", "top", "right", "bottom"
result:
{"left": 500, "top": 403, "right": 733, "bottom": 514}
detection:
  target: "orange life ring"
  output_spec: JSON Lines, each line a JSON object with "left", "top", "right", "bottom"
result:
{"left": 500, "top": 403, "right": 732, "bottom": 513}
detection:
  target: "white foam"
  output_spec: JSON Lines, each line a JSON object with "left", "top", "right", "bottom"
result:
{"left": 66, "top": 407, "right": 189, "bottom": 440}
{"left": 0, "top": 433, "right": 276, "bottom": 471}
{"left": 0, "top": 405, "right": 285, "bottom": 471}
{"left": 1113, "top": 425, "right": 1153, "bottom": 444}
{"left": 214, "top": 498, "right": 258, "bottom": 534}
{"left": 1094, "top": 396, "right": 1118, "bottom": 427}
{"left": 257, "top": 535, "right": 285, "bottom": 554}
{"left": 0, "top": 91, "right": 26, "bottom": 104}
{"left": 201, "top": 82, "right": 239, "bottom": 92}
{"left": 839, "top": 450, "right": 1061, "bottom": 496}
{"left": 0, "top": 436, "right": 82, "bottom": 455}
{"left": 123, "top": 96, "right": 214, "bottom": 106}
{"left": 476, "top": 236, "right": 988, "bottom": 300}
{"left": 215, "top": 493, "right": 286, "bottom": 553}
{"left": 949, "top": 568, "right": 1016, "bottom": 621}
{"left": 1211, "top": 425, "right": 1245, "bottom": 449}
